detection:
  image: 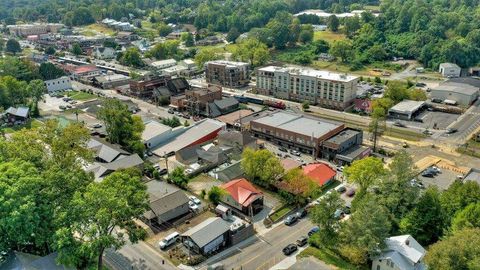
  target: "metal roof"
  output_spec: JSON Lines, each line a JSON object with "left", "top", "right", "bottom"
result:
{"left": 142, "top": 121, "right": 172, "bottom": 142}
{"left": 182, "top": 217, "right": 231, "bottom": 248}
{"left": 388, "top": 100, "right": 426, "bottom": 115}
{"left": 432, "top": 82, "right": 479, "bottom": 96}
{"left": 144, "top": 181, "right": 189, "bottom": 220}
{"left": 258, "top": 66, "right": 358, "bottom": 82}
{"left": 325, "top": 129, "right": 360, "bottom": 145}
{"left": 5, "top": 106, "right": 29, "bottom": 118}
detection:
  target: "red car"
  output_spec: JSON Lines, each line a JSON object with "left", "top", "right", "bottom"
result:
{"left": 346, "top": 188, "right": 356, "bottom": 197}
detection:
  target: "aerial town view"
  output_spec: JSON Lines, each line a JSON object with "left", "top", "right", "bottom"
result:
{"left": 1, "top": 0, "right": 480, "bottom": 270}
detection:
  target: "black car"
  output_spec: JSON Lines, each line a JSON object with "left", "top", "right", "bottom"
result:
{"left": 393, "top": 121, "right": 406, "bottom": 127}
{"left": 282, "top": 244, "right": 298, "bottom": 255}
{"left": 421, "top": 171, "right": 434, "bottom": 177}
{"left": 278, "top": 147, "right": 288, "bottom": 152}
{"left": 296, "top": 236, "right": 308, "bottom": 247}
{"left": 446, "top": 128, "right": 458, "bottom": 134}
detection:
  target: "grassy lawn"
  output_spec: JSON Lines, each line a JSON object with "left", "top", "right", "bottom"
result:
{"left": 0, "top": 119, "right": 44, "bottom": 133}
{"left": 82, "top": 23, "right": 116, "bottom": 36}
{"left": 364, "top": 5, "right": 381, "bottom": 11}
{"left": 457, "top": 139, "right": 480, "bottom": 158}
{"left": 66, "top": 91, "right": 98, "bottom": 101}
{"left": 299, "top": 247, "right": 367, "bottom": 270}
{"left": 269, "top": 205, "right": 293, "bottom": 222}
{"left": 314, "top": 31, "right": 346, "bottom": 43}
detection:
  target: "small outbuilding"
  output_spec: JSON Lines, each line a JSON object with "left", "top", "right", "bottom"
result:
{"left": 439, "top": 62, "right": 461, "bottom": 78}
{"left": 388, "top": 100, "right": 426, "bottom": 120}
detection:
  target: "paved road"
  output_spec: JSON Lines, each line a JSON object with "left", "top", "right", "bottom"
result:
{"left": 105, "top": 241, "right": 177, "bottom": 270}
{"left": 201, "top": 218, "right": 314, "bottom": 270}
{"left": 441, "top": 99, "right": 480, "bottom": 144}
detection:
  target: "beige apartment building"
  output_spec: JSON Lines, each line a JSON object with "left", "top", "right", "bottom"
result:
{"left": 256, "top": 66, "right": 358, "bottom": 110}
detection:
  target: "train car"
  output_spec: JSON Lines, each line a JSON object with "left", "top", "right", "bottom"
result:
{"left": 264, "top": 100, "right": 286, "bottom": 110}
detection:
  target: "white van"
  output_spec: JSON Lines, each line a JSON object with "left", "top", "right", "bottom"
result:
{"left": 159, "top": 232, "right": 179, "bottom": 249}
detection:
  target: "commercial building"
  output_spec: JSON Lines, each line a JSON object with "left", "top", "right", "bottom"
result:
{"left": 388, "top": 100, "right": 426, "bottom": 120}
{"left": 372, "top": 235, "right": 426, "bottom": 270}
{"left": 321, "top": 129, "right": 364, "bottom": 162}
{"left": 3, "top": 107, "right": 29, "bottom": 124}
{"left": 143, "top": 181, "right": 190, "bottom": 225}
{"left": 220, "top": 178, "right": 264, "bottom": 216}
{"left": 250, "top": 111, "right": 345, "bottom": 157}
{"left": 430, "top": 78, "right": 480, "bottom": 106}
{"left": 70, "top": 65, "right": 102, "bottom": 82}
{"left": 7, "top": 23, "right": 64, "bottom": 37}
{"left": 142, "top": 120, "right": 182, "bottom": 149}
{"left": 44, "top": 76, "right": 72, "bottom": 93}
{"left": 439, "top": 63, "right": 461, "bottom": 78}
{"left": 303, "top": 163, "right": 336, "bottom": 187}
{"left": 256, "top": 66, "right": 358, "bottom": 110}
{"left": 129, "top": 74, "right": 171, "bottom": 98}
{"left": 92, "top": 74, "right": 131, "bottom": 89}
{"left": 150, "top": 59, "right": 177, "bottom": 70}
{"left": 205, "top": 61, "right": 250, "bottom": 87}
{"left": 183, "top": 85, "right": 223, "bottom": 116}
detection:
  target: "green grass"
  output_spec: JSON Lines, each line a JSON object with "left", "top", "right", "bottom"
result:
{"left": 82, "top": 23, "right": 116, "bottom": 36}
{"left": 364, "top": 5, "right": 381, "bottom": 11}
{"left": 0, "top": 119, "right": 44, "bottom": 133}
{"left": 313, "top": 31, "right": 346, "bottom": 43}
{"left": 66, "top": 91, "right": 98, "bottom": 101}
{"left": 269, "top": 205, "right": 293, "bottom": 222}
{"left": 457, "top": 139, "right": 480, "bottom": 158}
{"left": 299, "top": 247, "right": 367, "bottom": 270}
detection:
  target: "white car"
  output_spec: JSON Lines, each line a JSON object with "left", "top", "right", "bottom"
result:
{"left": 189, "top": 196, "right": 201, "bottom": 205}
{"left": 185, "top": 168, "right": 194, "bottom": 174}
{"left": 188, "top": 201, "right": 199, "bottom": 211}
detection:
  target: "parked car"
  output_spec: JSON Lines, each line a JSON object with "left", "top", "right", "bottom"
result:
{"left": 423, "top": 129, "right": 433, "bottom": 135}
{"left": 284, "top": 215, "right": 297, "bottom": 226}
{"left": 421, "top": 171, "right": 434, "bottom": 177}
{"left": 446, "top": 128, "right": 458, "bottom": 134}
{"left": 189, "top": 196, "right": 201, "bottom": 205}
{"left": 92, "top": 123, "right": 102, "bottom": 128}
{"left": 282, "top": 244, "right": 298, "bottom": 255}
{"left": 59, "top": 105, "right": 67, "bottom": 110}
{"left": 335, "top": 184, "right": 347, "bottom": 193}
{"left": 296, "top": 236, "right": 308, "bottom": 247}
{"left": 346, "top": 188, "right": 356, "bottom": 197}
{"left": 431, "top": 166, "right": 441, "bottom": 173}
{"left": 308, "top": 226, "right": 320, "bottom": 237}
{"left": 296, "top": 209, "right": 307, "bottom": 219}
{"left": 168, "top": 108, "right": 174, "bottom": 114}
{"left": 159, "top": 232, "right": 179, "bottom": 249}
{"left": 278, "top": 147, "right": 288, "bottom": 152}
{"left": 334, "top": 209, "right": 345, "bottom": 219}
{"left": 393, "top": 121, "right": 406, "bottom": 127}
{"left": 188, "top": 201, "right": 199, "bottom": 211}
{"left": 344, "top": 205, "right": 351, "bottom": 214}
{"left": 157, "top": 168, "right": 168, "bottom": 176}
{"left": 290, "top": 150, "right": 301, "bottom": 156}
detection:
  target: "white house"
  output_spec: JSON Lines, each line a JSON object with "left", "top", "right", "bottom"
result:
{"left": 93, "top": 47, "right": 116, "bottom": 60}
{"left": 150, "top": 59, "right": 177, "bottom": 70}
{"left": 44, "top": 76, "right": 72, "bottom": 93}
{"left": 372, "top": 235, "right": 426, "bottom": 270}
{"left": 439, "top": 63, "right": 461, "bottom": 78}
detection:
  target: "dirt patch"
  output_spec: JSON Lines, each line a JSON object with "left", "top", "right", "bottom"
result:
{"left": 188, "top": 174, "right": 222, "bottom": 196}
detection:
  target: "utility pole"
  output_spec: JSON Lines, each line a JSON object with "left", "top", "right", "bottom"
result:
{"left": 373, "top": 119, "right": 378, "bottom": 153}
{"left": 164, "top": 151, "right": 169, "bottom": 172}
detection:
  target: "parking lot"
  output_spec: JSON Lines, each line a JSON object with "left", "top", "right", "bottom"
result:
{"left": 397, "top": 110, "right": 460, "bottom": 130}
{"left": 417, "top": 167, "right": 459, "bottom": 190}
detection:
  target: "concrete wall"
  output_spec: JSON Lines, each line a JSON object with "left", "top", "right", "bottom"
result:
{"left": 45, "top": 76, "right": 72, "bottom": 93}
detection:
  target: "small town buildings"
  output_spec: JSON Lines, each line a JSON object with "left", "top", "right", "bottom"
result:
{"left": 205, "top": 61, "right": 250, "bottom": 87}
{"left": 217, "top": 130, "right": 257, "bottom": 151}
{"left": 129, "top": 74, "right": 171, "bottom": 98}
{"left": 92, "top": 74, "right": 131, "bottom": 89}
{"left": 281, "top": 158, "right": 302, "bottom": 172}
{"left": 430, "top": 78, "right": 480, "bottom": 106}
{"left": 182, "top": 217, "right": 232, "bottom": 255}
{"left": 196, "top": 35, "right": 223, "bottom": 46}
{"left": 7, "top": 23, "right": 64, "bottom": 37}
{"left": 371, "top": 235, "right": 426, "bottom": 270}
{"left": 354, "top": 98, "right": 373, "bottom": 113}
{"left": 92, "top": 46, "right": 116, "bottom": 60}
{"left": 162, "top": 65, "right": 189, "bottom": 76}
{"left": 183, "top": 85, "right": 223, "bottom": 115}
{"left": 175, "top": 143, "right": 228, "bottom": 166}
{"left": 208, "top": 97, "right": 240, "bottom": 118}
{"left": 250, "top": 111, "right": 345, "bottom": 157}
{"left": 464, "top": 168, "right": 480, "bottom": 185}
{"left": 220, "top": 178, "right": 264, "bottom": 216}
{"left": 216, "top": 109, "right": 255, "bottom": 128}
{"left": 3, "top": 107, "right": 29, "bottom": 124}
{"left": 142, "top": 120, "right": 178, "bottom": 149}
{"left": 44, "top": 76, "right": 72, "bottom": 93}
{"left": 388, "top": 100, "right": 426, "bottom": 120}
{"left": 303, "top": 163, "right": 336, "bottom": 187}
{"left": 321, "top": 129, "right": 364, "bottom": 161}
{"left": 150, "top": 59, "right": 177, "bottom": 70}
{"left": 439, "top": 63, "right": 461, "bottom": 78}
{"left": 70, "top": 65, "right": 102, "bottom": 82}
{"left": 256, "top": 66, "right": 358, "bottom": 111}
{"left": 143, "top": 181, "right": 190, "bottom": 225}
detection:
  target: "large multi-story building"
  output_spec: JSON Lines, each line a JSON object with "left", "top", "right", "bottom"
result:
{"left": 129, "top": 74, "right": 171, "bottom": 98}
{"left": 7, "top": 23, "right": 64, "bottom": 37}
{"left": 205, "top": 61, "right": 250, "bottom": 87}
{"left": 256, "top": 66, "right": 358, "bottom": 110}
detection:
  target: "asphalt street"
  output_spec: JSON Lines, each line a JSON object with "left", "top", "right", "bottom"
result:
{"left": 105, "top": 241, "right": 177, "bottom": 270}
{"left": 442, "top": 99, "right": 480, "bottom": 144}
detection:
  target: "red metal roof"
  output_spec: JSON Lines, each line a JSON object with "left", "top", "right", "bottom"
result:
{"left": 220, "top": 178, "right": 263, "bottom": 207}
{"left": 73, "top": 65, "right": 99, "bottom": 74}
{"left": 303, "top": 163, "right": 336, "bottom": 186}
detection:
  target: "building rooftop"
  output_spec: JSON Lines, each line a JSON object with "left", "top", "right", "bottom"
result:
{"left": 183, "top": 217, "right": 231, "bottom": 248}
{"left": 5, "top": 106, "right": 29, "bottom": 118}
{"left": 258, "top": 66, "right": 358, "bottom": 82}
{"left": 379, "top": 235, "right": 426, "bottom": 270}
{"left": 205, "top": 60, "right": 249, "bottom": 68}
{"left": 439, "top": 62, "right": 461, "bottom": 69}
{"left": 143, "top": 181, "right": 189, "bottom": 220}
{"left": 95, "top": 74, "right": 130, "bottom": 83}
{"left": 432, "top": 82, "right": 479, "bottom": 96}
{"left": 220, "top": 178, "right": 262, "bottom": 207}
{"left": 325, "top": 129, "right": 360, "bottom": 145}
{"left": 388, "top": 100, "right": 426, "bottom": 114}
{"left": 142, "top": 121, "right": 172, "bottom": 142}
{"left": 151, "top": 59, "right": 177, "bottom": 68}
{"left": 216, "top": 109, "right": 254, "bottom": 126}
{"left": 73, "top": 65, "right": 100, "bottom": 74}
{"left": 280, "top": 158, "right": 302, "bottom": 171}
{"left": 303, "top": 163, "right": 336, "bottom": 186}
{"left": 252, "top": 111, "right": 343, "bottom": 139}
{"left": 464, "top": 169, "right": 480, "bottom": 185}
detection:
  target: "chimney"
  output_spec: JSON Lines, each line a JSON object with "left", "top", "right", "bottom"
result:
{"left": 405, "top": 239, "right": 410, "bottom": 246}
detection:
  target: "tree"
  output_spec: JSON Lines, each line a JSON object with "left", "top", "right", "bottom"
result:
{"left": 408, "top": 88, "right": 427, "bottom": 101}
{"left": 231, "top": 38, "right": 270, "bottom": 67}
{"left": 241, "top": 148, "right": 284, "bottom": 187}
{"left": 182, "top": 32, "right": 195, "bottom": 47}
{"left": 161, "top": 116, "right": 181, "bottom": 128}
{"left": 146, "top": 40, "right": 179, "bottom": 60}
{"left": 441, "top": 181, "right": 480, "bottom": 226}
{"left": 399, "top": 187, "right": 444, "bottom": 245}
{"left": 208, "top": 186, "right": 225, "bottom": 205}
{"left": 279, "top": 168, "right": 317, "bottom": 204}
{"left": 384, "top": 81, "right": 409, "bottom": 103}
{"left": 45, "top": 46, "right": 56, "bottom": 55}
{"left": 169, "top": 166, "right": 189, "bottom": 188}
{"left": 55, "top": 169, "right": 148, "bottom": 269}
{"left": 425, "top": 228, "right": 480, "bottom": 270}
{"left": 71, "top": 43, "right": 82, "bottom": 56}
{"left": 330, "top": 40, "right": 354, "bottom": 63}
{"left": 310, "top": 192, "right": 343, "bottom": 249}
{"left": 344, "top": 157, "right": 385, "bottom": 192}
{"left": 451, "top": 202, "right": 480, "bottom": 232}
{"left": 119, "top": 47, "right": 144, "bottom": 67}
{"left": 5, "top": 39, "right": 21, "bottom": 55}
{"left": 327, "top": 15, "right": 340, "bottom": 32}
{"left": 97, "top": 99, "right": 145, "bottom": 156}
{"left": 266, "top": 19, "right": 290, "bottom": 49}
{"left": 39, "top": 62, "right": 66, "bottom": 80}
{"left": 302, "top": 101, "right": 310, "bottom": 111}
{"left": 195, "top": 47, "right": 221, "bottom": 68}
{"left": 226, "top": 27, "right": 241, "bottom": 43}
{"left": 157, "top": 22, "right": 173, "bottom": 37}
{"left": 103, "top": 40, "right": 119, "bottom": 49}
{"left": 312, "top": 39, "right": 330, "bottom": 54}
{"left": 344, "top": 16, "right": 361, "bottom": 38}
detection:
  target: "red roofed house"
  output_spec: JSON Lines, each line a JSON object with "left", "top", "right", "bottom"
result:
{"left": 220, "top": 178, "right": 264, "bottom": 216}
{"left": 303, "top": 163, "right": 336, "bottom": 187}
{"left": 71, "top": 65, "right": 102, "bottom": 82}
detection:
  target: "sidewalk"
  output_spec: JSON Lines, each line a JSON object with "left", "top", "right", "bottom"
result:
{"left": 268, "top": 247, "right": 308, "bottom": 270}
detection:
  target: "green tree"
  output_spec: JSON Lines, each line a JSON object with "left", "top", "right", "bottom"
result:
{"left": 441, "top": 181, "right": 480, "bottom": 226}
{"left": 408, "top": 88, "right": 427, "bottom": 101}
{"left": 120, "top": 47, "right": 144, "bottom": 67}
{"left": 298, "top": 24, "right": 314, "bottom": 44}
{"left": 241, "top": 148, "right": 284, "bottom": 187}
{"left": 103, "top": 40, "right": 119, "bottom": 49}
{"left": 451, "top": 202, "right": 480, "bottom": 232}
{"left": 208, "top": 186, "right": 225, "bottom": 205}
{"left": 169, "top": 166, "right": 189, "bottom": 188}
{"left": 330, "top": 40, "right": 354, "bottom": 63}
{"left": 399, "top": 187, "right": 444, "bottom": 245}
{"left": 194, "top": 47, "right": 221, "bottom": 68}
{"left": 146, "top": 40, "right": 179, "bottom": 60}
{"left": 344, "top": 16, "right": 361, "bottom": 38}
{"left": 279, "top": 168, "right": 317, "bottom": 204}
{"left": 71, "top": 43, "right": 82, "bottom": 56}
{"left": 161, "top": 116, "right": 181, "bottom": 128}
{"left": 39, "top": 62, "right": 66, "bottom": 80}
{"left": 312, "top": 39, "right": 330, "bottom": 54}
{"left": 231, "top": 38, "right": 270, "bottom": 67}
{"left": 310, "top": 192, "right": 343, "bottom": 249}
{"left": 425, "top": 228, "right": 480, "bottom": 270}
{"left": 384, "top": 81, "right": 409, "bottom": 103}
{"left": 182, "top": 32, "right": 195, "bottom": 47}
{"left": 226, "top": 27, "right": 241, "bottom": 43}
{"left": 45, "top": 46, "right": 56, "bottom": 55}
{"left": 266, "top": 18, "right": 290, "bottom": 49}
{"left": 302, "top": 101, "right": 310, "bottom": 111}
{"left": 327, "top": 15, "right": 340, "bottom": 32}
{"left": 344, "top": 157, "right": 386, "bottom": 192}
{"left": 5, "top": 39, "right": 21, "bottom": 55}
{"left": 55, "top": 169, "right": 148, "bottom": 270}
{"left": 157, "top": 22, "right": 173, "bottom": 37}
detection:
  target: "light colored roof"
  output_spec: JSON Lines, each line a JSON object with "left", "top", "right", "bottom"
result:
{"left": 142, "top": 121, "right": 172, "bottom": 142}
{"left": 5, "top": 106, "right": 29, "bottom": 118}
{"left": 152, "top": 119, "right": 225, "bottom": 156}
{"left": 281, "top": 158, "right": 302, "bottom": 171}
{"left": 258, "top": 66, "right": 358, "bottom": 82}
{"left": 216, "top": 109, "right": 254, "bottom": 125}
{"left": 252, "top": 111, "right": 342, "bottom": 139}
{"left": 378, "top": 235, "right": 426, "bottom": 270}
{"left": 85, "top": 154, "right": 143, "bottom": 180}
{"left": 206, "top": 60, "right": 249, "bottom": 68}
{"left": 431, "top": 82, "right": 479, "bottom": 96}
{"left": 87, "top": 138, "right": 128, "bottom": 163}
{"left": 388, "top": 100, "right": 426, "bottom": 114}
{"left": 440, "top": 62, "right": 460, "bottom": 69}
{"left": 143, "top": 181, "right": 189, "bottom": 220}
{"left": 182, "top": 217, "right": 231, "bottom": 248}
{"left": 95, "top": 74, "right": 130, "bottom": 83}
{"left": 151, "top": 59, "right": 177, "bottom": 67}
{"left": 325, "top": 129, "right": 360, "bottom": 145}
{"left": 464, "top": 169, "right": 480, "bottom": 184}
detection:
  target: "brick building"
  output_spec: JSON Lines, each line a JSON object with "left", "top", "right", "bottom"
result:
{"left": 205, "top": 61, "right": 250, "bottom": 87}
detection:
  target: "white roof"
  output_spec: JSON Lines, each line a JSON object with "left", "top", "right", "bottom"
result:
{"left": 294, "top": 9, "right": 380, "bottom": 18}
{"left": 151, "top": 59, "right": 177, "bottom": 67}
{"left": 388, "top": 100, "right": 426, "bottom": 114}
{"left": 142, "top": 121, "right": 172, "bottom": 141}
{"left": 183, "top": 59, "right": 195, "bottom": 65}
{"left": 378, "top": 235, "right": 426, "bottom": 270}
{"left": 206, "top": 60, "right": 249, "bottom": 68}
{"left": 440, "top": 62, "right": 460, "bottom": 69}
{"left": 258, "top": 66, "right": 358, "bottom": 82}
